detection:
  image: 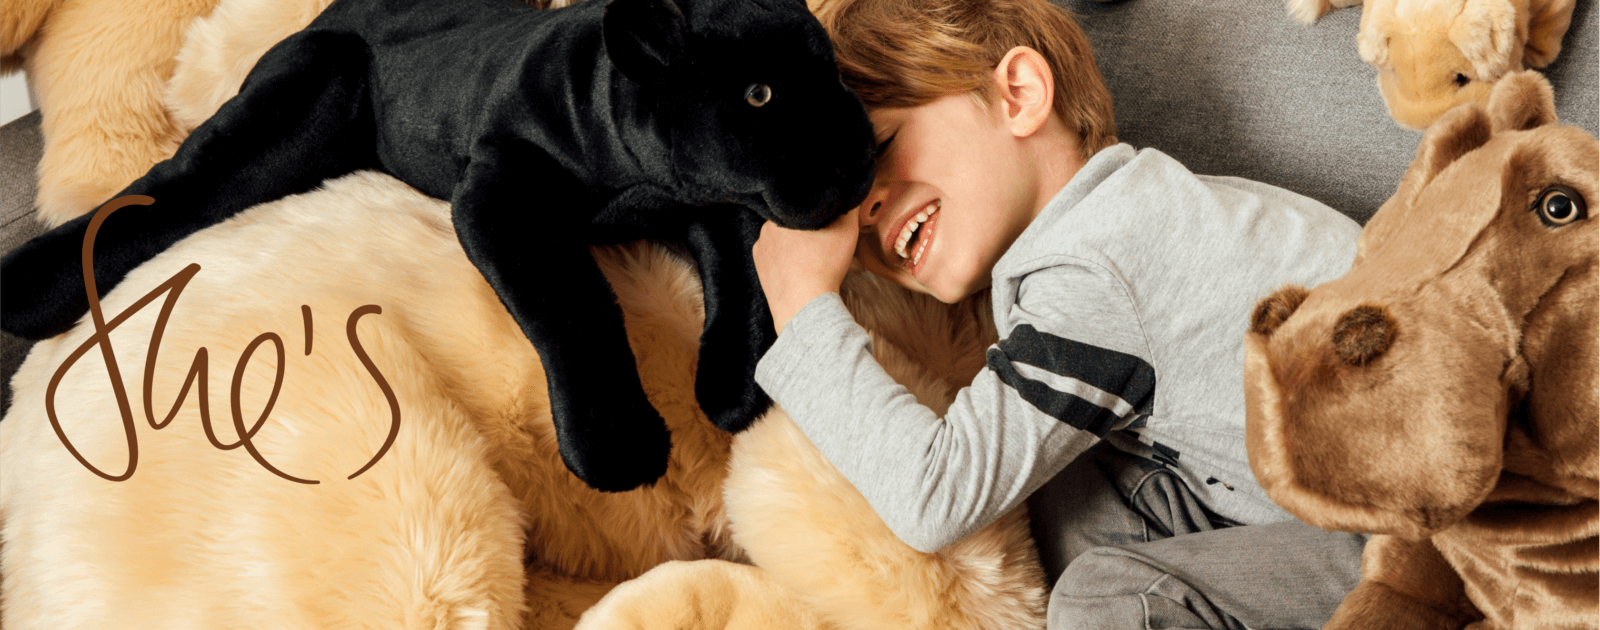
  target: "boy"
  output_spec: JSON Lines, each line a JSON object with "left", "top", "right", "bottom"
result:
{"left": 751, "top": 0, "right": 1371, "bottom": 628}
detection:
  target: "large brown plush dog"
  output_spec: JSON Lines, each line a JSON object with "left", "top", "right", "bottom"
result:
{"left": 1242, "top": 70, "right": 1597, "bottom": 629}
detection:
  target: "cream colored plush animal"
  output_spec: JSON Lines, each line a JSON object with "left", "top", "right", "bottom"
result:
{"left": 1286, "top": 0, "right": 1576, "bottom": 129}
{"left": 0, "top": 172, "right": 1045, "bottom": 629}
{"left": 1, "top": 0, "right": 217, "bottom": 226}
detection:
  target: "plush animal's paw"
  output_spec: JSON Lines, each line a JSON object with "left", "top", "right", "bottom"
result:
{"left": 695, "top": 364, "right": 773, "bottom": 435}
{"left": 1286, "top": 0, "right": 1335, "bottom": 24}
{"left": 693, "top": 331, "right": 775, "bottom": 433}
{"left": 0, "top": 219, "right": 96, "bottom": 340}
{"left": 551, "top": 386, "right": 674, "bottom": 492}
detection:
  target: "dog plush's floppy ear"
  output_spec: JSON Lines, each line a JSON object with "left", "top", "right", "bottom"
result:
{"left": 1449, "top": 0, "right": 1520, "bottom": 80}
{"left": 1486, "top": 70, "right": 1558, "bottom": 133}
{"left": 604, "top": 0, "right": 687, "bottom": 86}
{"left": 1354, "top": 101, "right": 1493, "bottom": 265}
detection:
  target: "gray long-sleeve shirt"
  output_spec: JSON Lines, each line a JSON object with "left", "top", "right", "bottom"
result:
{"left": 755, "top": 144, "right": 1362, "bottom": 553}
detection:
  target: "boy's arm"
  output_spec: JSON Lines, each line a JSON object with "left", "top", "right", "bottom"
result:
{"left": 757, "top": 263, "right": 1150, "bottom": 553}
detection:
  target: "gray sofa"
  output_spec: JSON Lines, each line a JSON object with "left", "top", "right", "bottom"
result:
{"left": 2, "top": 0, "right": 1597, "bottom": 413}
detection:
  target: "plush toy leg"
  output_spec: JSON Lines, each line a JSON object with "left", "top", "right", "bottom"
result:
{"left": 1323, "top": 534, "right": 1482, "bottom": 630}
{"left": 450, "top": 140, "right": 671, "bottom": 492}
{"left": 0, "top": 0, "right": 60, "bottom": 67}
{"left": 571, "top": 560, "right": 823, "bottom": 630}
{"left": 681, "top": 206, "right": 775, "bottom": 433}
{"left": 25, "top": 0, "right": 219, "bottom": 227}
{"left": 0, "top": 29, "right": 378, "bottom": 340}
{"left": 1285, "top": 0, "right": 1363, "bottom": 25}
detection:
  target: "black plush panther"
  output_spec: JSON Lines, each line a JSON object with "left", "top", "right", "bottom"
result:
{"left": 0, "top": 0, "right": 876, "bottom": 491}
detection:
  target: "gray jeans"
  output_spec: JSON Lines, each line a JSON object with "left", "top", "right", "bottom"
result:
{"left": 1027, "top": 441, "right": 1367, "bottom": 630}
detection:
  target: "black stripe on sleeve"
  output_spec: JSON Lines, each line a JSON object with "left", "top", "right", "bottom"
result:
{"left": 997, "top": 324, "right": 1156, "bottom": 415}
{"left": 987, "top": 348, "right": 1126, "bottom": 436}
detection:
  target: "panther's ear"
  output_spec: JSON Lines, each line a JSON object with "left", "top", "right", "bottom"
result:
{"left": 604, "top": 0, "right": 687, "bottom": 86}
{"left": 1486, "top": 70, "right": 1558, "bottom": 133}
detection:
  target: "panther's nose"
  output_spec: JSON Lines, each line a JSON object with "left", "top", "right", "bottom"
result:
{"left": 1332, "top": 304, "right": 1396, "bottom": 366}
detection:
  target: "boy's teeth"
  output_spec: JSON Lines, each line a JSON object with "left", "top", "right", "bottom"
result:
{"left": 894, "top": 202, "right": 939, "bottom": 259}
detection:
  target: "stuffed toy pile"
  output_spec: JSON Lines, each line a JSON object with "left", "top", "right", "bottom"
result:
{"left": 0, "top": 171, "right": 1046, "bottom": 630}
{"left": 1286, "top": 0, "right": 1577, "bottom": 129}
{"left": 0, "top": 0, "right": 878, "bottom": 492}
{"left": 1243, "top": 71, "right": 1597, "bottom": 629}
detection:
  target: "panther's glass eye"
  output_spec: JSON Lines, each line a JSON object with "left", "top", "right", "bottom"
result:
{"left": 1535, "top": 185, "right": 1586, "bottom": 227}
{"left": 745, "top": 83, "right": 772, "bottom": 107}
{"left": 1453, "top": 73, "right": 1470, "bottom": 88}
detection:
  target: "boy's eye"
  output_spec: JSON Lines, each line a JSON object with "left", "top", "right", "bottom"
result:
{"left": 875, "top": 132, "right": 897, "bottom": 157}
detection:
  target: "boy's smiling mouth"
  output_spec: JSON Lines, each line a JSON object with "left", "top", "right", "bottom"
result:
{"left": 891, "top": 200, "right": 941, "bottom": 268}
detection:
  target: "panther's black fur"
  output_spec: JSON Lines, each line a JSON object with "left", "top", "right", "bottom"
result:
{"left": 0, "top": 0, "right": 876, "bottom": 491}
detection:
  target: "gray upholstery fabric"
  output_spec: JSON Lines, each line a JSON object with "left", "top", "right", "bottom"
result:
{"left": 0, "top": 0, "right": 1596, "bottom": 416}
{"left": 1066, "top": 0, "right": 1598, "bottom": 224}
{"left": 2, "top": 110, "right": 43, "bottom": 414}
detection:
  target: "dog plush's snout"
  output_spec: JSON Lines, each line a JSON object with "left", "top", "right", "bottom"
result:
{"left": 1249, "top": 284, "right": 1309, "bottom": 337}
{"left": 1332, "top": 304, "right": 1397, "bottom": 366}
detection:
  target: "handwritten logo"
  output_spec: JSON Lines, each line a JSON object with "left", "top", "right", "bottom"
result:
{"left": 45, "top": 196, "right": 400, "bottom": 483}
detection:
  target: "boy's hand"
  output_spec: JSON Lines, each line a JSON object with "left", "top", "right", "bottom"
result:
{"left": 754, "top": 208, "right": 859, "bottom": 334}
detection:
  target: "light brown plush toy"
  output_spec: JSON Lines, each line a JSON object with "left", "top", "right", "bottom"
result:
{"left": 1, "top": 0, "right": 218, "bottom": 226}
{"left": 1286, "top": 0, "right": 1577, "bottom": 129}
{"left": 1243, "top": 70, "right": 1597, "bottom": 629}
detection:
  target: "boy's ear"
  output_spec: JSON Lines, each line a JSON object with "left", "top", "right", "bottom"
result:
{"left": 604, "top": 0, "right": 687, "bottom": 87}
{"left": 993, "top": 46, "right": 1054, "bottom": 138}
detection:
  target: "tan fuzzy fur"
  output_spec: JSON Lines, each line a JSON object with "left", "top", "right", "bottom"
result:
{"left": 3, "top": 0, "right": 218, "bottom": 226}
{"left": 1284, "top": 0, "right": 1575, "bottom": 129}
{"left": 1243, "top": 71, "right": 1598, "bottom": 630}
{"left": 164, "top": 0, "right": 340, "bottom": 132}
{"left": 1, "top": 171, "right": 1045, "bottom": 629}
{"left": 1, "top": 173, "right": 534, "bottom": 629}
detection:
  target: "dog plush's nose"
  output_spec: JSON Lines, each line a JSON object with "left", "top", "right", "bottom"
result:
{"left": 1249, "top": 284, "right": 1309, "bottom": 337}
{"left": 1332, "top": 304, "right": 1397, "bottom": 366}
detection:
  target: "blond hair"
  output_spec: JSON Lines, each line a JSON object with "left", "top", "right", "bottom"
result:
{"left": 814, "top": 0, "right": 1117, "bottom": 156}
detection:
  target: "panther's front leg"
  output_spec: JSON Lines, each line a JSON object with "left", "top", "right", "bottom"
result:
{"left": 681, "top": 206, "right": 776, "bottom": 433}
{"left": 451, "top": 139, "right": 672, "bottom": 492}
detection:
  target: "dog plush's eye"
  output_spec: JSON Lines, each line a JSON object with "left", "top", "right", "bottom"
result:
{"left": 1453, "top": 73, "right": 1470, "bottom": 88}
{"left": 1535, "top": 185, "right": 1586, "bottom": 227}
{"left": 745, "top": 83, "right": 772, "bottom": 107}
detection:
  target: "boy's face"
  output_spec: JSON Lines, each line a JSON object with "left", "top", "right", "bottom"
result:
{"left": 853, "top": 92, "right": 1043, "bottom": 303}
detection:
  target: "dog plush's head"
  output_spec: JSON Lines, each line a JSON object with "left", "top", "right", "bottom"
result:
{"left": 1358, "top": 0, "right": 1529, "bottom": 129}
{"left": 1243, "top": 71, "right": 1598, "bottom": 540}
{"left": 604, "top": 0, "right": 875, "bottom": 229}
